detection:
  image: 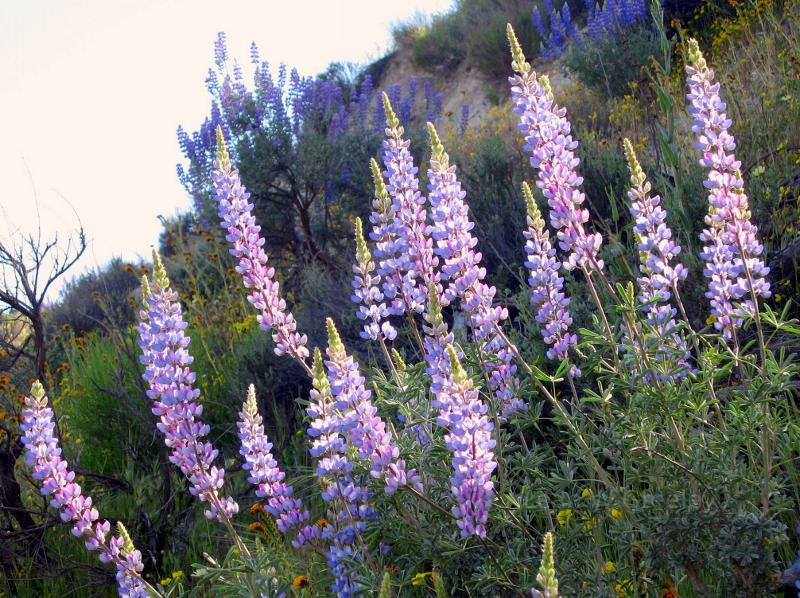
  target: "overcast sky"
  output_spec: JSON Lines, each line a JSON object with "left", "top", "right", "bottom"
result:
{"left": 0, "top": 0, "right": 453, "bottom": 299}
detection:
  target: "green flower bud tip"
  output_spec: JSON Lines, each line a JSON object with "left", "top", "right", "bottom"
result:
{"left": 117, "top": 521, "right": 135, "bottom": 556}
{"left": 370, "top": 158, "right": 391, "bottom": 212}
{"left": 426, "top": 282, "right": 442, "bottom": 324}
{"left": 506, "top": 24, "right": 530, "bottom": 75}
{"left": 311, "top": 347, "right": 331, "bottom": 393}
{"left": 433, "top": 571, "right": 448, "bottom": 598}
{"left": 537, "top": 532, "right": 559, "bottom": 597}
{"left": 539, "top": 75, "right": 553, "bottom": 101}
{"left": 140, "top": 275, "right": 151, "bottom": 304}
{"left": 445, "top": 345, "right": 467, "bottom": 385}
{"left": 522, "top": 182, "right": 544, "bottom": 228}
{"left": 622, "top": 138, "right": 646, "bottom": 188}
{"left": 427, "top": 122, "right": 447, "bottom": 166}
{"left": 244, "top": 384, "right": 258, "bottom": 418}
{"left": 152, "top": 250, "right": 170, "bottom": 290}
{"left": 378, "top": 571, "right": 392, "bottom": 598}
{"left": 30, "top": 380, "right": 46, "bottom": 400}
{"left": 391, "top": 348, "right": 407, "bottom": 372}
{"left": 354, "top": 217, "right": 371, "bottom": 265}
{"left": 381, "top": 92, "right": 400, "bottom": 130}
{"left": 215, "top": 125, "right": 231, "bottom": 172}
{"left": 325, "top": 317, "right": 344, "bottom": 355}
{"left": 686, "top": 38, "right": 706, "bottom": 70}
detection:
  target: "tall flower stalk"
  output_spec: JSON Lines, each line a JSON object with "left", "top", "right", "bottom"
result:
{"left": 21, "top": 382, "right": 156, "bottom": 598}
{"left": 685, "top": 38, "right": 770, "bottom": 342}
{"left": 137, "top": 256, "right": 239, "bottom": 523}
{"left": 352, "top": 216, "right": 396, "bottom": 344}
{"left": 426, "top": 123, "right": 523, "bottom": 416}
{"left": 238, "top": 384, "right": 309, "bottom": 533}
{"left": 212, "top": 126, "right": 310, "bottom": 367}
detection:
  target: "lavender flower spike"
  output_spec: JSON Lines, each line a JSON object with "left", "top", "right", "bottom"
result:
{"left": 381, "top": 93, "right": 439, "bottom": 313}
{"left": 238, "top": 384, "right": 309, "bottom": 533}
{"left": 439, "top": 346, "right": 497, "bottom": 538}
{"left": 521, "top": 182, "right": 578, "bottom": 373}
{"left": 325, "top": 318, "right": 419, "bottom": 494}
{"left": 21, "top": 382, "right": 152, "bottom": 597}
{"left": 137, "top": 254, "right": 238, "bottom": 522}
{"left": 352, "top": 216, "right": 397, "bottom": 342}
{"left": 685, "top": 39, "right": 770, "bottom": 340}
{"left": 427, "top": 122, "right": 523, "bottom": 415}
{"left": 508, "top": 25, "right": 604, "bottom": 273}
{"left": 368, "top": 158, "right": 405, "bottom": 316}
{"left": 213, "top": 126, "right": 309, "bottom": 362}
{"left": 623, "top": 139, "right": 691, "bottom": 378}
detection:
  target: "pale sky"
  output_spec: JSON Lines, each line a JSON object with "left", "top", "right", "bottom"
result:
{"left": 0, "top": 0, "right": 453, "bottom": 299}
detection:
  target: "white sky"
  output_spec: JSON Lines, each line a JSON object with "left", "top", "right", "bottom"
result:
{"left": 0, "top": 0, "right": 453, "bottom": 299}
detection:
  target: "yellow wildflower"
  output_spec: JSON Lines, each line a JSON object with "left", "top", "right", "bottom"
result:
{"left": 557, "top": 509, "right": 573, "bottom": 526}
{"left": 159, "top": 577, "right": 172, "bottom": 586}
{"left": 604, "top": 561, "right": 616, "bottom": 574}
{"left": 610, "top": 508, "right": 623, "bottom": 520}
{"left": 581, "top": 488, "right": 592, "bottom": 498}
{"left": 292, "top": 575, "right": 309, "bottom": 589}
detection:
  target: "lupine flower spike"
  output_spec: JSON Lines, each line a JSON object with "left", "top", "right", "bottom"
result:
{"left": 427, "top": 123, "right": 523, "bottom": 415}
{"left": 438, "top": 346, "right": 497, "bottom": 538}
{"left": 685, "top": 39, "right": 770, "bottom": 340}
{"left": 521, "top": 182, "right": 578, "bottom": 375}
{"left": 622, "top": 139, "right": 692, "bottom": 378}
{"left": 238, "top": 384, "right": 309, "bottom": 533}
{"left": 352, "top": 216, "right": 396, "bottom": 342}
{"left": 324, "top": 318, "right": 419, "bottom": 493}
{"left": 303, "top": 347, "right": 368, "bottom": 597}
{"left": 530, "top": 532, "right": 559, "bottom": 598}
{"left": 381, "top": 93, "right": 439, "bottom": 313}
{"left": 508, "top": 25, "right": 604, "bottom": 273}
{"left": 212, "top": 126, "right": 310, "bottom": 363}
{"left": 21, "top": 382, "right": 152, "bottom": 598}
{"left": 137, "top": 252, "right": 238, "bottom": 522}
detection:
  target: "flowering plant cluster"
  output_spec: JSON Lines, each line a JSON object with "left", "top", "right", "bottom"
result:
{"left": 19, "top": 22, "right": 796, "bottom": 598}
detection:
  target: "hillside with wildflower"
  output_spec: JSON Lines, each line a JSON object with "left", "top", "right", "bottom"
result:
{"left": 2, "top": 0, "right": 800, "bottom": 597}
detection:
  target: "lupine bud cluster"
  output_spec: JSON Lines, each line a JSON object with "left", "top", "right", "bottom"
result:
{"left": 21, "top": 382, "right": 149, "bottom": 598}
{"left": 138, "top": 255, "right": 238, "bottom": 522}
{"left": 426, "top": 123, "right": 523, "bottom": 415}
{"left": 622, "top": 139, "right": 692, "bottom": 377}
{"left": 530, "top": 532, "right": 560, "bottom": 598}
{"left": 212, "top": 126, "right": 310, "bottom": 362}
{"left": 238, "top": 385, "right": 309, "bottom": 533}
{"left": 508, "top": 28, "right": 604, "bottom": 274}
{"left": 325, "top": 319, "right": 418, "bottom": 494}
{"left": 685, "top": 39, "right": 770, "bottom": 340}
{"left": 352, "top": 216, "right": 396, "bottom": 342}
{"left": 522, "top": 182, "right": 578, "bottom": 372}
{"left": 437, "top": 347, "right": 497, "bottom": 538}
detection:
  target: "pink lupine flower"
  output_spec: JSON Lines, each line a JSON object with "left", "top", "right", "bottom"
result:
{"left": 508, "top": 27, "right": 604, "bottom": 273}
{"left": 380, "top": 93, "right": 439, "bottom": 313}
{"left": 426, "top": 123, "right": 523, "bottom": 415}
{"left": 521, "top": 182, "right": 578, "bottom": 373}
{"left": 238, "top": 384, "right": 309, "bottom": 533}
{"left": 137, "top": 262, "right": 238, "bottom": 522}
{"left": 623, "top": 139, "right": 692, "bottom": 378}
{"left": 685, "top": 39, "right": 770, "bottom": 340}
{"left": 212, "top": 126, "right": 309, "bottom": 362}
{"left": 352, "top": 216, "right": 397, "bottom": 342}
{"left": 325, "top": 318, "right": 419, "bottom": 494}
{"left": 437, "top": 347, "right": 497, "bottom": 538}
{"left": 21, "top": 381, "right": 151, "bottom": 598}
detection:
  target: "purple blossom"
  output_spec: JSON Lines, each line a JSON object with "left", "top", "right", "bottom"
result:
{"left": 685, "top": 39, "right": 770, "bottom": 340}
{"left": 622, "top": 139, "right": 692, "bottom": 378}
{"left": 508, "top": 30, "right": 604, "bottom": 273}
{"left": 437, "top": 347, "right": 497, "bottom": 538}
{"left": 521, "top": 182, "right": 579, "bottom": 373}
{"left": 213, "top": 127, "right": 310, "bottom": 362}
{"left": 238, "top": 385, "right": 309, "bottom": 533}
{"left": 137, "top": 263, "right": 239, "bottom": 523}
{"left": 426, "top": 123, "right": 523, "bottom": 415}
{"left": 325, "top": 318, "right": 418, "bottom": 494}
{"left": 352, "top": 216, "right": 397, "bottom": 342}
{"left": 21, "top": 382, "right": 150, "bottom": 598}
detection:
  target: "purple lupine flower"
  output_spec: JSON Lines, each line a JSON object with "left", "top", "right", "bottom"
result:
{"left": 521, "top": 182, "right": 579, "bottom": 374}
{"left": 21, "top": 382, "right": 150, "bottom": 597}
{"left": 214, "top": 31, "right": 227, "bottom": 70}
{"left": 508, "top": 28, "right": 604, "bottom": 273}
{"left": 303, "top": 348, "right": 370, "bottom": 598}
{"left": 352, "top": 216, "right": 397, "bottom": 342}
{"left": 238, "top": 384, "right": 309, "bottom": 533}
{"left": 532, "top": 7, "right": 547, "bottom": 37}
{"left": 212, "top": 127, "right": 310, "bottom": 362}
{"left": 460, "top": 104, "right": 470, "bottom": 134}
{"left": 426, "top": 123, "right": 523, "bottom": 415}
{"left": 381, "top": 93, "right": 439, "bottom": 313}
{"left": 685, "top": 39, "right": 770, "bottom": 340}
{"left": 138, "top": 264, "right": 239, "bottom": 522}
{"left": 437, "top": 347, "right": 497, "bottom": 538}
{"left": 622, "top": 139, "right": 692, "bottom": 378}
{"left": 325, "top": 319, "right": 418, "bottom": 494}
